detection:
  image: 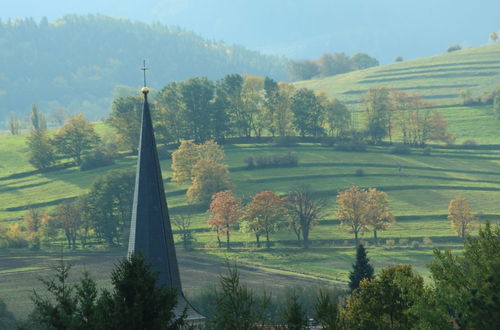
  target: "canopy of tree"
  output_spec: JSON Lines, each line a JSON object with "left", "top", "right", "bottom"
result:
{"left": 0, "top": 15, "right": 288, "bottom": 121}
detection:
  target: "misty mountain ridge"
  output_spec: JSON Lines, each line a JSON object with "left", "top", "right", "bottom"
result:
{"left": 0, "top": 14, "right": 287, "bottom": 122}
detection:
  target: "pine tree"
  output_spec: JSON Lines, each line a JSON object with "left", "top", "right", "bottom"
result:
{"left": 349, "top": 244, "right": 374, "bottom": 291}
{"left": 282, "top": 291, "right": 308, "bottom": 330}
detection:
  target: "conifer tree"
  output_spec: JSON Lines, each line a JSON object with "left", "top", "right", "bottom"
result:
{"left": 282, "top": 291, "right": 308, "bottom": 330}
{"left": 349, "top": 244, "right": 374, "bottom": 291}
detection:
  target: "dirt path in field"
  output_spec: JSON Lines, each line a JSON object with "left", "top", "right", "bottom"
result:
{"left": 0, "top": 249, "right": 335, "bottom": 319}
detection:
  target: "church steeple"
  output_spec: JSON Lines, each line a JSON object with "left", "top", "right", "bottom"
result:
{"left": 128, "top": 62, "right": 205, "bottom": 322}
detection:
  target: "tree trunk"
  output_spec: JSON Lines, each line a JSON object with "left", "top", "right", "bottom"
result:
{"left": 302, "top": 228, "right": 309, "bottom": 249}
{"left": 255, "top": 234, "right": 261, "bottom": 248}
{"left": 373, "top": 230, "right": 378, "bottom": 245}
{"left": 265, "top": 231, "right": 271, "bottom": 249}
{"left": 226, "top": 227, "right": 230, "bottom": 251}
{"left": 354, "top": 231, "right": 359, "bottom": 247}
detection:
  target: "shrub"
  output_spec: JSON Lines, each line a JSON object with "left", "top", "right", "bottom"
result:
{"left": 272, "top": 136, "right": 298, "bottom": 147}
{"left": 410, "top": 240, "right": 420, "bottom": 249}
{"left": 385, "top": 239, "right": 395, "bottom": 248}
{"left": 447, "top": 44, "right": 462, "bottom": 52}
{"left": 423, "top": 146, "right": 432, "bottom": 156}
{"left": 243, "top": 156, "right": 255, "bottom": 169}
{"left": 80, "top": 148, "right": 115, "bottom": 171}
{"left": 395, "top": 56, "right": 403, "bottom": 62}
{"left": 253, "top": 152, "right": 299, "bottom": 168}
{"left": 462, "top": 139, "right": 477, "bottom": 149}
{"left": 355, "top": 169, "right": 365, "bottom": 176}
{"left": 335, "top": 141, "right": 366, "bottom": 152}
{"left": 423, "top": 237, "right": 433, "bottom": 246}
{"left": 390, "top": 145, "right": 411, "bottom": 155}
{"left": 399, "top": 238, "right": 409, "bottom": 247}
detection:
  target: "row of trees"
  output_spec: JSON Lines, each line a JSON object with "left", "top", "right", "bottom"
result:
{"left": 109, "top": 74, "right": 353, "bottom": 148}
{"left": 17, "top": 222, "right": 498, "bottom": 329}
{"left": 109, "top": 75, "right": 452, "bottom": 151}
{"left": 288, "top": 52, "right": 379, "bottom": 81}
{"left": 206, "top": 185, "right": 395, "bottom": 250}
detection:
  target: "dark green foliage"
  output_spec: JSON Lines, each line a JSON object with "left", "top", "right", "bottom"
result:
{"left": 96, "top": 254, "right": 184, "bottom": 330}
{"left": 365, "top": 88, "right": 391, "bottom": 144}
{"left": 79, "top": 148, "right": 115, "bottom": 171}
{"left": 209, "top": 263, "right": 270, "bottom": 330}
{"left": 314, "top": 288, "right": 341, "bottom": 329}
{"left": 288, "top": 60, "right": 320, "bottom": 81}
{"left": 0, "top": 16, "right": 286, "bottom": 120}
{"left": 389, "top": 144, "right": 411, "bottom": 154}
{"left": 350, "top": 52, "right": 380, "bottom": 70}
{"left": 447, "top": 44, "right": 462, "bottom": 52}
{"left": 335, "top": 140, "right": 367, "bottom": 152}
{"left": 245, "top": 152, "right": 299, "bottom": 169}
{"left": 107, "top": 95, "right": 143, "bottom": 152}
{"left": 349, "top": 244, "right": 374, "bottom": 291}
{"left": 343, "top": 265, "right": 428, "bottom": 329}
{"left": 291, "top": 88, "right": 325, "bottom": 138}
{"left": 26, "top": 129, "right": 56, "bottom": 170}
{"left": 0, "top": 298, "right": 16, "bottom": 329}
{"left": 282, "top": 290, "right": 308, "bottom": 330}
{"left": 429, "top": 222, "right": 500, "bottom": 329}
{"left": 82, "top": 169, "right": 135, "bottom": 246}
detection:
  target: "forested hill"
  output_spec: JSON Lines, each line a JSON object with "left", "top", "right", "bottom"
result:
{"left": 0, "top": 15, "right": 288, "bottom": 121}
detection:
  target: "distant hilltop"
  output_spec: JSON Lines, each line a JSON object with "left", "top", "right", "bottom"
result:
{"left": 0, "top": 14, "right": 288, "bottom": 122}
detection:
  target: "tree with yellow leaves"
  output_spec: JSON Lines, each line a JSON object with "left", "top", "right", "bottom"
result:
{"left": 448, "top": 195, "right": 476, "bottom": 239}
{"left": 186, "top": 158, "right": 231, "bottom": 204}
{"left": 171, "top": 140, "right": 225, "bottom": 182}
{"left": 364, "top": 188, "right": 395, "bottom": 244}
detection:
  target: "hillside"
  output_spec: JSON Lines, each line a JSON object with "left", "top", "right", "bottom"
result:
{"left": 295, "top": 44, "right": 500, "bottom": 108}
{"left": 0, "top": 15, "right": 287, "bottom": 121}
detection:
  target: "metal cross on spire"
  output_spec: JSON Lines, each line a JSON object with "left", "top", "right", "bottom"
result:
{"left": 141, "top": 60, "right": 149, "bottom": 87}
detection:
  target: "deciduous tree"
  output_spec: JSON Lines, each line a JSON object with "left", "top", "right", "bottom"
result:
{"left": 429, "top": 222, "right": 500, "bottom": 329}
{"left": 364, "top": 188, "right": 394, "bottom": 243}
{"left": 291, "top": 88, "right": 325, "bottom": 138}
{"left": 286, "top": 185, "right": 323, "bottom": 249}
{"left": 26, "top": 129, "right": 56, "bottom": 170}
{"left": 55, "top": 201, "right": 83, "bottom": 250}
{"left": 187, "top": 159, "right": 231, "bottom": 205}
{"left": 208, "top": 190, "right": 243, "bottom": 250}
{"left": 448, "top": 195, "right": 476, "bottom": 239}
{"left": 245, "top": 190, "right": 286, "bottom": 249}
{"left": 53, "top": 114, "right": 100, "bottom": 165}
{"left": 107, "top": 95, "right": 143, "bottom": 152}
{"left": 336, "top": 186, "right": 368, "bottom": 246}
{"left": 365, "top": 88, "right": 391, "bottom": 144}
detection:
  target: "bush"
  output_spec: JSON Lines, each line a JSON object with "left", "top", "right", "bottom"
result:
{"left": 390, "top": 145, "right": 411, "bottom": 154}
{"left": 399, "top": 238, "right": 409, "bottom": 247}
{"left": 410, "top": 240, "right": 420, "bottom": 249}
{"left": 80, "top": 149, "right": 115, "bottom": 171}
{"left": 395, "top": 56, "right": 404, "bottom": 62}
{"left": 447, "top": 44, "right": 462, "bottom": 52}
{"left": 243, "top": 156, "right": 255, "bottom": 169}
{"left": 252, "top": 152, "right": 299, "bottom": 168}
{"left": 335, "top": 141, "right": 366, "bottom": 152}
{"left": 385, "top": 239, "right": 395, "bottom": 249}
{"left": 423, "top": 237, "right": 433, "bottom": 246}
{"left": 462, "top": 139, "right": 478, "bottom": 149}
{"left": 355, "top": 169, "right": 365, "bottom": 176}
{"left": 272, "top": 136, "right": 298, "bottom": 147}
{"left": 422, "top": 146, "right": 432, "bottom": 156}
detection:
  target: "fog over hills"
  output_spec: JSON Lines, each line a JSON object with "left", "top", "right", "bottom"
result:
{"left": 2, "top": 0, "right": 499, "bottom": 63}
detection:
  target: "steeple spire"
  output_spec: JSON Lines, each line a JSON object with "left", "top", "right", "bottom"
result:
{"left": 128, "top": 62, "right": 205, "bottom": 322}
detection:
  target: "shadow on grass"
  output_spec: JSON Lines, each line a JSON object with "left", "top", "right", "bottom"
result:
{"left": 359, "top": 71, "right": 497, "bottom": 84}
{"left": 366, "top": 65, "right": 500, "bottom": 79}
{"left": 376, "top": 60, "right": 500, "bottom": 74}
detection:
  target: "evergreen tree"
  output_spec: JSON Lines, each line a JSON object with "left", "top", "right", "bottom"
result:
{"left": 349, "top": 244, "right": 374, "bottom": 291}
{"left": 282, "top": 291, "right": 308, "bottom": 330}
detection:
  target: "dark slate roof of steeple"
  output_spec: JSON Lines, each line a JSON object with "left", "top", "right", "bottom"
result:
{"left": 128, "top": 86, "right": 205, "bottom": 322}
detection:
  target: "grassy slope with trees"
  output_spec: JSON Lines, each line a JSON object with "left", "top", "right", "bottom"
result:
{"left": 1, "top": 44, "right": 500, "bottom": 317}
{"left": 295, "top": 44, "right": 500, "bottom": 108}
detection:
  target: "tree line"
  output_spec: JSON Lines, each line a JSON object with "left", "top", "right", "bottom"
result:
{"left": 3, "top": 221, "right": 498, "bottom": 329}
{"left": 288, "top": 52, "right": 379, "bottom": 81}
{"left": 0, "top": 15, "right": 287, "bottom": 121}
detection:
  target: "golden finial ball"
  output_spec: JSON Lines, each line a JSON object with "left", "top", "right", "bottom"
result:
{"left": 141, "top": 87, "right": 150, "bottom": 94}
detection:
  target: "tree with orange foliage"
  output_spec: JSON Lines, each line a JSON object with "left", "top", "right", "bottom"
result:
{"left": 448, "top": 195, "right": 476, "bottom": 239}
{"left": 245, "top": 190, "right": 286, "bottom": 249}
{"left": 208, "top": 190, "right": 243, "bottom": 250}
{"left": 171, "top": 140, "right": 225, "bottom": 182}
{"left": 364, "top": 188, "right": 395, "bottom": 244}
{"left": 336, "top": 186, "right": 368, "bottom": 246}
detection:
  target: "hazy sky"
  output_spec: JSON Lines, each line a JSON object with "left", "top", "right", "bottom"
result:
{"left": 2, "top": 0, "right": 499, "bottom": 63}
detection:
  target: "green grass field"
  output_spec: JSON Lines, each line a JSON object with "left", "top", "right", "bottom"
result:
{"left": 296, "top": 44, "right": 500, "bottom": 109}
